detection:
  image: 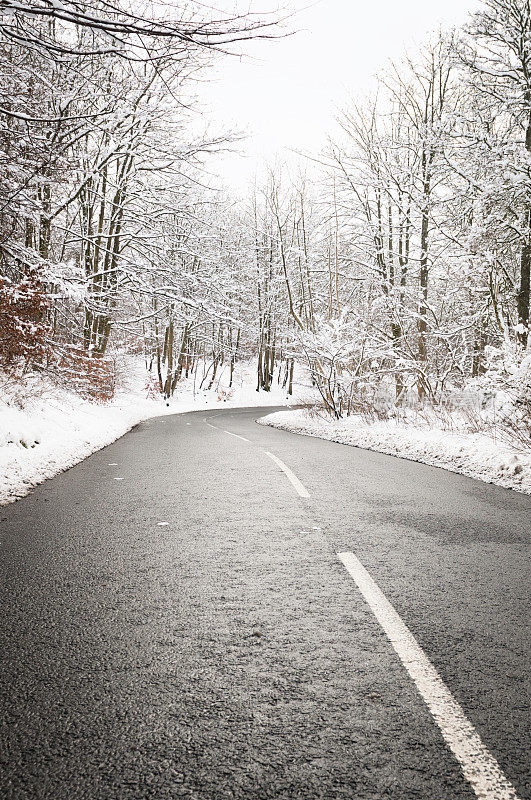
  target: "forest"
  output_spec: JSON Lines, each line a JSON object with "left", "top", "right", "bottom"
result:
{"left": 0, "top": 0, "right": 530, "bottom": 447}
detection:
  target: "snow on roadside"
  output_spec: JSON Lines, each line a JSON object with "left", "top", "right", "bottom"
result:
{"left": 258, "top": 409, "right": 531, "bottom": 494}
{"left": 0, "top": 360, "right": 310, "bottom": 506}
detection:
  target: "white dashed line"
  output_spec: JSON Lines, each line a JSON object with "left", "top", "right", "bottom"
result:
{"left": 264, "top": 451, "right": 310, "bottom": 498}
{"left": 205, "top": 416, "right": 250, "bottom": 442}
{"left": 337, "top": 551, "right": 520, "bottom": 800}
{"left": 224, "top": 430, "right": 251, "bottom": 443}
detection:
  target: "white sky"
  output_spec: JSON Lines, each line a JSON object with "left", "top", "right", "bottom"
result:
{"left": 195, "top": 0, "right": 481, "bottom": 193}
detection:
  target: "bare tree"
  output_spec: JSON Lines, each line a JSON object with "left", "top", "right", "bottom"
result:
{"left": 460, "top": 0, "right": 531, "bottom": 347}
{"left": 0, "top": 0, "right": 282, "bottom": 64}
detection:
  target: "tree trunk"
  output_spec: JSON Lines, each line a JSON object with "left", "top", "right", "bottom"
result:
{"left": 517, "top": 105, "right": 531, "bottom": 347}
{"left": 417, "top": 148, "right": 432, "bottom": 400}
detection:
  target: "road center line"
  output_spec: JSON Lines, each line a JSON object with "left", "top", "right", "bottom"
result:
{"left": 337, "top": 551, "right": 520, "bottom": 800}
{"left": 224, "top": 430, "right": 251, "bottom": 442}
{"left": 263, "top": 451, "right": 310, "bottom": 498}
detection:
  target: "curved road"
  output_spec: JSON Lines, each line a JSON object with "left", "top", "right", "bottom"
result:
{"left": 0, "top": 407, "right": 529, "bottom": 799}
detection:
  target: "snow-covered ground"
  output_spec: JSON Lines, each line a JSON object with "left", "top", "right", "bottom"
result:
{"left": 0, "top": 360, "right": 311, "bottom": 506}
{"left": 259, "top": 408, "right": 531, "bottom": 494}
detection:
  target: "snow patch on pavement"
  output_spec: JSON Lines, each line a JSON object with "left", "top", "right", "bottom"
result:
{"left": 258, "top": 409, "right": 531, "bottom": 494}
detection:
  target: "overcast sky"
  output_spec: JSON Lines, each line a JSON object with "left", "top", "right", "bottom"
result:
{"left": 196, "top": 0, "right": 481, "bottom": 193}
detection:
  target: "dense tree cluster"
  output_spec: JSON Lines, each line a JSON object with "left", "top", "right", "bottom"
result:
{"left": 0, "top": 0, "right": 278, "bottom": 396}
{"left": 0, "top": 0, "right": 529, "bottom": 437}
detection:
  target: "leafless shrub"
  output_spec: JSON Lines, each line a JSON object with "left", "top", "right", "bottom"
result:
{"left": 55, "top": 346, "right": 116, "bottom": 403}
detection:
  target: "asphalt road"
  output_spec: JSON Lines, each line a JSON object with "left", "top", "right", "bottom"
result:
{"left": 0, "top": 406, "right": 529, "bottom": 800}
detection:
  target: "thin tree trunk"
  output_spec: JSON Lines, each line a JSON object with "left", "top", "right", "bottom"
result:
{"left": 517, "top": 109, "right": 531, "bottom": 347}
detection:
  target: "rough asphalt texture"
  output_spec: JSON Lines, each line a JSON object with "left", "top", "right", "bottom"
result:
{"left": 0, "top": 407, "right": 529, "bottom": 800}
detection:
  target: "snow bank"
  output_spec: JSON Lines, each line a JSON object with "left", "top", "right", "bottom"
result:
{"left": 258, "top": 409, "right": 531, "bottom": 494}
{"left": 0, "top": 360, "right": 310, "bottom": 506}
